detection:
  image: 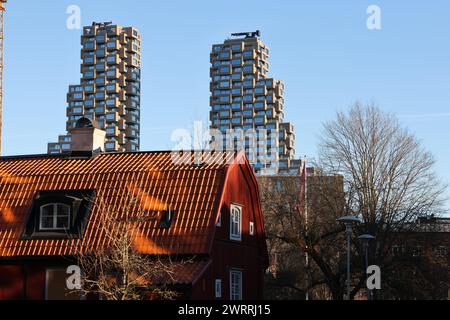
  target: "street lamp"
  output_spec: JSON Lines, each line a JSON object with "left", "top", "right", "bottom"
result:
{"left": 337, "top": 215, "right": 361, "bottom": 300}
{"left": 358, "top": 234, "right": 375, "bottom": 300}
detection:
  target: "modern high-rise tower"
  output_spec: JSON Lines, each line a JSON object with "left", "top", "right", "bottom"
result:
{"left": 209, "top": 31, "right": 300, "bottom": 175}
{"left": 48, "top": 22, "right": 141, "bottom": 154}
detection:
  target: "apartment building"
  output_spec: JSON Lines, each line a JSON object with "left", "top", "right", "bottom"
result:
{"left": 48, "top": 22, "right": 141, "bottom": 153}
{"left": 210, "top": 31, "right": 301, "bottom": 175}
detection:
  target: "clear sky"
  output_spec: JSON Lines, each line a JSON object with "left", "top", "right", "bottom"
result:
{"left": 3, "top": 1, "right": 450, "bottom": 209}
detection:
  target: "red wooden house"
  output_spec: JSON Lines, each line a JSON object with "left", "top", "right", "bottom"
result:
{"left": 0, "top": 147, "right": 268, "bottom": 300}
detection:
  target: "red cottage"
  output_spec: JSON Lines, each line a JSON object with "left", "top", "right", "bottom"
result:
{"left": 0, "top": 150, "right": 268, "bottom": 300}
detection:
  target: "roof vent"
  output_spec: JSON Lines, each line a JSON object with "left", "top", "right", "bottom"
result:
{"left": 68, "top": 117, "right": 106, "bottom": 157}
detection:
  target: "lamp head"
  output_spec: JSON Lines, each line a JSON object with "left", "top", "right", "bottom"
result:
{"left": 358, "top": 234, "right": 375, "bottom": 241}
{"left": 337, "top": 216, "right": 361, "bottom": 224}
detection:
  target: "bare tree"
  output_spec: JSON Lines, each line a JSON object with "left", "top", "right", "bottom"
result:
{"left": 318, "top": 103, "right": 447, "bottom": 296}
{"left": 72, "top": 195, "right": 182, "bottom": 300}
{"left": 260, "top": 172, "right": 347, "bottom": 300}
{"left": 261, "top": 103, "right": 447, "bottom": 300}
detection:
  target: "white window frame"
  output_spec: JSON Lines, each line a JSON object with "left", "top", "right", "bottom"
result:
{"left": 215, "top": 279, "right": 222, "bottom": 298}
{"left": 229, "top": 269, "right": 242, "bottom": 300}
{"left": 39, "top": 203, "right": 71, "bottom": 231}
{"left": 249, "top": 222, "right": 254, "bottom": 236}
{"left": 230, "top": 204, "right": 242, "bottom": 241}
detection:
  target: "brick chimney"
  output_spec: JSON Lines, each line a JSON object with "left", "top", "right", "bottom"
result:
{"left": 68, "top": 117, "right": 106, "bottom": 157}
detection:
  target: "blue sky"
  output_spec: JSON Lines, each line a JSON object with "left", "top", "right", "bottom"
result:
{"left": 3, "top": 1, "right": 450, "bottom": 209}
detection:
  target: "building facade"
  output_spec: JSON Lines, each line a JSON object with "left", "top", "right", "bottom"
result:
{"left": 0, "top": 121, "right": 269, "bottom": 300}
{"left": 210, "top": 31, "right": 301, "bottom": 175}
{"left": 48, "top": 22, "right": 141, "bottom": 154}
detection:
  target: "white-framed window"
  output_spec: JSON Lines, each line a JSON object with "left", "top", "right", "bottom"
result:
{"left": 217, "top": 213, "right": 222, "bottom": 227}
{"left": 230, "top": 204, "right": 242, "bottom": 241}
{"left": 39, "top": 203, "right": 71, "bottom": 231}
{"left": 249, "top": 222, "right": 254, "bottom": 236}
{"left": 230, "top": 269, "right": 242, "bottom": 300}
{"left": 215, "top": 279, "right": 222, "bottom": 298}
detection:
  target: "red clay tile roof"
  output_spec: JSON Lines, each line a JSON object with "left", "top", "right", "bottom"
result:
{"left": 0, "top": 151, "right": 239, "bottom": 257}
{"left": 152, "top": 259, "right": 212, "bottom": 285}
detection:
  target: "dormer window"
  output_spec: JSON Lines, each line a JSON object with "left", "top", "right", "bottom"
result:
{"left": 39, "top": 203, "right": 71, "bottom": 231}
{"left": 22, "top": 190, "right": 95, "bottom": 239}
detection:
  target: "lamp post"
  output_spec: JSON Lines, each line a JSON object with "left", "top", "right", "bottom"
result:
{"left": 358, "top": 234, "right": 375, "bottom": 300}
{"left": 337, "top": 216, "right": 361, "bottom": 300}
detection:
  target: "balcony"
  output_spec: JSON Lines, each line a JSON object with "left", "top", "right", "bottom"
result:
{"left": 67, "top": 106, "right": 84, "bottom": 116}
{"left": 107, "top": 54, "right": 120, "bottom": 65}
{"left": 217, "top": 50, "right": 232, "bottom": 61}
{"left": 243, "top": 79, "right": 255, "bottom": 88}
{"left": 106, "top": 126, "right": 120, "bottom": 137}
{"left": 126, "top": 84, "right": 139, "bottom": 96}
{"left": 281, "top": 122, "right": 294, "bottom": 135}
{"left": 84, "top": 85, "right": 95, "bottom": 94}
{"left": 106, "top": 112, "right": 120, "bottom": 123}
{"left": 231, "top": 117, "right": 243, "bottom": 126}
{"left": 243, "top": 110, "right": 254, "bottom": 118}
{"left": 107, "top": 69, "right": 120, "bottom": 79}
{"left": 125, "top": 127, "right": 135, "bottom": 137}
{"left": 69, "top": 92, "right": 84, "bottom": 101}
{"left": 254, "top": 115, "right": 267, "bottom": 126}
{"left": 105, "top": 140, "right": 119, "bottom": 151}
{"left": 218, "top": 110, "right": 231, "bottom": 119}
{"left": 83, "top": 27, "right": 95, "bottom": 36}
{"left": 126, "top": 113, "right": 139, "bottom": 124}
{"left": 106, "top": 98, "right": 120, "bottom": 108}
{"left": 107, "top": 40, "right": 119, "bottom": 51}
{"left": 254, "top": 101, "right": 267, "bottom": 111}
{"left": 286, "top": 138, "right": 294, "bottom": 149}
{"left": 243, "top": 66, "right": 256, "bottom": 75}
{"left": 218, "top": 67, "right": 231, "bottom": 75}
{"left": 275, "top": 82, "right": 284, "bottom": 98}
{"left": 274, "top": 100, "right": 283, "bottom": 113}
{"left": 243, "top": 50, "right": 256, "bottom": 60}
{"left": 106, "top": 83, "right": 119, "bottom": 93}
{"left": 254, "top": 87, "right": 266, "bottom": 96}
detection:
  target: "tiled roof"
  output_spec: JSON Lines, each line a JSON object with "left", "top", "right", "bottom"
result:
{"left": 151, "top": 259, "right": 212, "bottom": 285}
{"left": 0, "top": 151, "right": 238, "bottom": 257}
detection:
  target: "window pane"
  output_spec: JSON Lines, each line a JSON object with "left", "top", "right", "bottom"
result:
{"left": 56, "top": 205, "right": 70, "bottom": 229}
{"left": 56, "top": 216, "right": 69, "bottom": 229}
{"left": 57, "top": 204, "right": 70, "bottom": 217}
{"left": 41, "top": 205, "right": 53, "bottom": 216}
{"left": 41, "top": 217, "right": 54, "bottom": 229}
